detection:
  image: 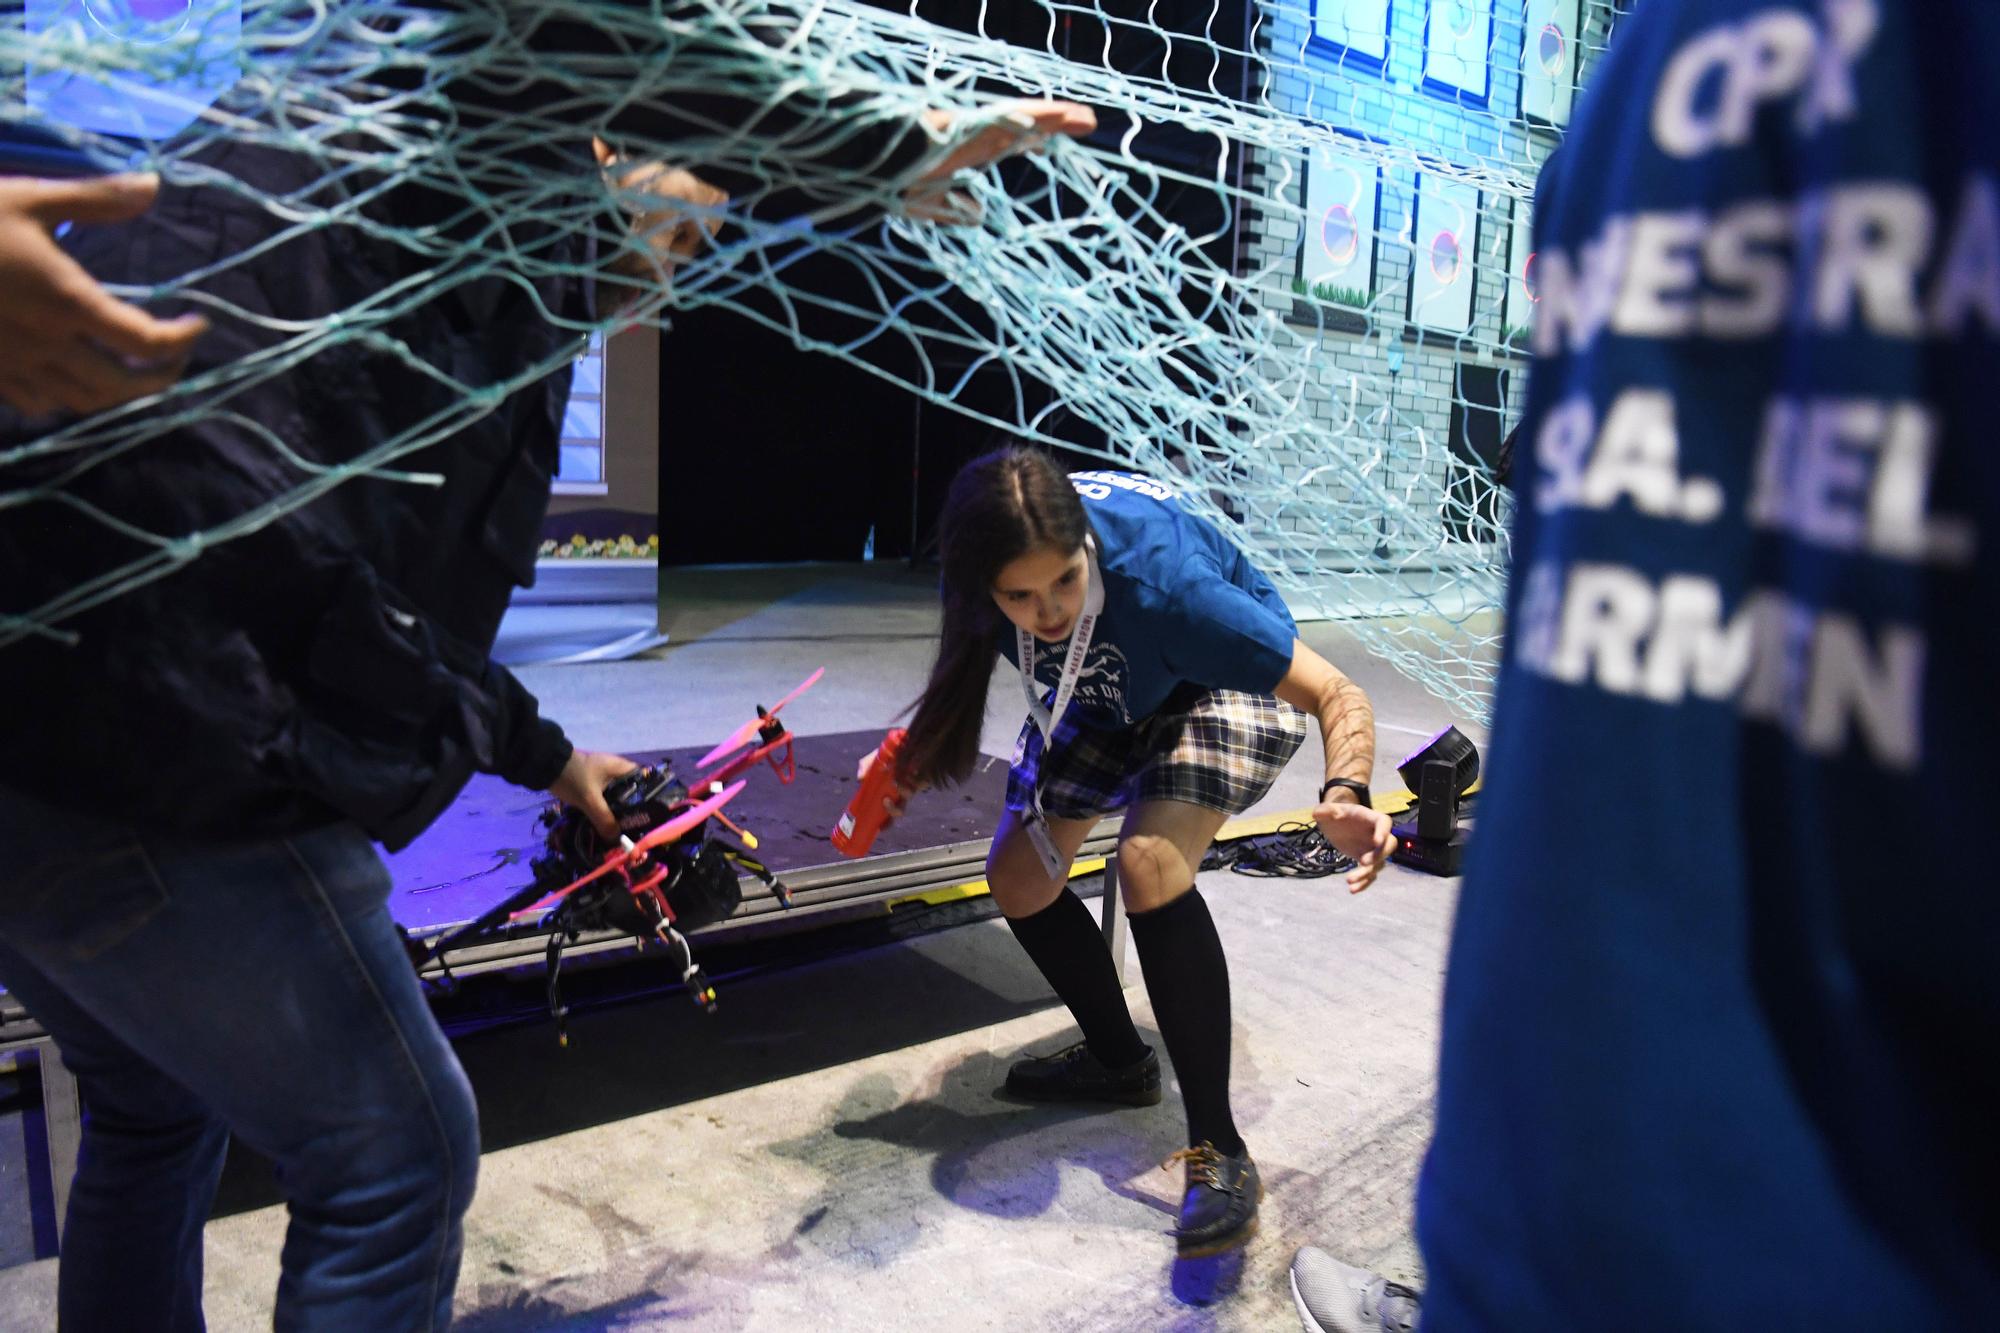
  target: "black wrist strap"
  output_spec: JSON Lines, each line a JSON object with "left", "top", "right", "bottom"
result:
{"left": 1319, "top": 777, "right": 1371, "bottom": 808}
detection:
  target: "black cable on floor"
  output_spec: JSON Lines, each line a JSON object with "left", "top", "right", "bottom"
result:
{"left": 1201, "top": 821, "right": 1355, "bottom": 878}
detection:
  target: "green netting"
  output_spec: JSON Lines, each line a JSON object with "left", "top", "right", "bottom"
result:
{"left": 1, "top": 0, "right": 1619, "bottom": 718}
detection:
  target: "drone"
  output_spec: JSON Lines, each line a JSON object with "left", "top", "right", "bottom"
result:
{"left": 424, "top": 669, "right": 824, "bottom": 1044}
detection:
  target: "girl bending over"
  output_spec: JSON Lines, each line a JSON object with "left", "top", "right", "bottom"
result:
{"left": 897, "top": 446, "right": 1394, "bottom": 1256}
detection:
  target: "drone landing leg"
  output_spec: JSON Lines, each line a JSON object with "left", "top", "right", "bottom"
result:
{"left": 546, "top": 932, "right": 573, "bottom": 1047}
{"left": 724, "top": 850, "right": 793, "bottom": 909}
{"left": 656, "top": 923, "right": 718, "bottom": 1013}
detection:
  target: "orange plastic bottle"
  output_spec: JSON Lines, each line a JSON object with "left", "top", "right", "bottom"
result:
{"left": 832, "top": 728, "right": 908, "bottom": 858}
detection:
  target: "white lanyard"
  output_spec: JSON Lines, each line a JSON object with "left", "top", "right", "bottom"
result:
{"left": 1016, "top": 536, "right": 1105, "bottom": 745}
{"left": 1012, "top": 538, "right": 1104, "bottom": 882}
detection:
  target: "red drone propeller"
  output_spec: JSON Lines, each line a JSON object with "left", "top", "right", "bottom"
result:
{"left": 695, "top": 667, "right": 825, "bottom": 771}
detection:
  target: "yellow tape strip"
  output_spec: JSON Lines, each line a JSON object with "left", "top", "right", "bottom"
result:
{"left": 882, "top": 780, "right": 1485, "bottom": 910}
{"left": 889, "top": 856, "right": 1107, "bottom": 909}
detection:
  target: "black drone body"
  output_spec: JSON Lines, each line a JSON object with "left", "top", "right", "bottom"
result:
{"left": 429, "top": 763, "right": 793, "bottom": 1043}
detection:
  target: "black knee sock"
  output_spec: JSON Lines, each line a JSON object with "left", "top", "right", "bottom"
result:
{"left": 1006, "top": 888, "right": 1149, "bottom": 1069}
{"left": 1128, "top": 888, "right": 1242, "bottom": 1156}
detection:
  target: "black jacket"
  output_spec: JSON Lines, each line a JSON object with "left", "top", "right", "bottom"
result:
{"left": 0, "top": 3, "right": 930, "bottom": 850}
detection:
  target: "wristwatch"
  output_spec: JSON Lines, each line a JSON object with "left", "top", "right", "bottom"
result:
{"left": 1318, "top": 776, "right": 1372, "bottom": 809}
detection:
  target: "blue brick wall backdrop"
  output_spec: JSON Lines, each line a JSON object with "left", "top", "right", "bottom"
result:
{"left": 1240, "top": 0, "right": 1619, "bottom": 594}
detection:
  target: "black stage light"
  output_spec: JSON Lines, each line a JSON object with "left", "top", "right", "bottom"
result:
{"left": 1390, "top": 725, "right": 1479, "bottom": 877}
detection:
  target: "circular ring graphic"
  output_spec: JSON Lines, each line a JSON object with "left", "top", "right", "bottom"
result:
{"left": 1320, "top": 203, "right": 1359, "bottom": 271}
{"left": 1430, "top": 230, "right": 1463, "bottom": 285}
{"left": 1538, "top": 23, "right": 1569, "bottom": 76}
{"left": 1445, "top": 2, "right": 1479, "bottom": 40}
{"left": 1522, "top": 251, "right": 1541, "bottom": 302}
{"left": 84, "top": 1, "right": 193, "bottom": 43}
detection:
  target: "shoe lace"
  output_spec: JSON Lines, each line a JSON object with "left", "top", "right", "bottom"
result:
{"left": 1371, "top": 1280, "right": 1422, "bottom": 1331}
{"left": 1034, "top": 1039, "right": 1091, "bottom": 1067}
{"left": 1162, "top": 1142, "right": 1225, "bottom": 1189}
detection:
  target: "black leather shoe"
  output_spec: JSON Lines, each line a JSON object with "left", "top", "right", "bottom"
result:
{"left": 1166, "top": 1142, "right": 1261, "bottom": 1255}
{"left": 1004, "top": 1040, "right": 1162, "bottom": 1106}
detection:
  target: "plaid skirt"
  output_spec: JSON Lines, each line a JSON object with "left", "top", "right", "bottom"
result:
{"left": 1006, "top": 688, "right": 1309, "bottom": 820}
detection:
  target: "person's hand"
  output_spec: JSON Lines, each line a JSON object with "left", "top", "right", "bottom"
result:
{"left": 547, "top": 748, "right": 641, "bottom": 841}
{"left": 903, "top": 99, "right": 1098, "bottom": 224}
{"left": 1313, "top": 797, "right": 1397, "bottom": 894}
{"left": 0, "top": 174, "right": 209, "bottom": 417}
{"left": 857, "top": 747, "right": 915, "bottom": 822}
{"left": 594, "top": 140, "right": 728, "bottom": 311}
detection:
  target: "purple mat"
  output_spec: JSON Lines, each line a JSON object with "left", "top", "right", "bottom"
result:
{"left": 384, "top": 731, "right": 1013, "bottom": 935}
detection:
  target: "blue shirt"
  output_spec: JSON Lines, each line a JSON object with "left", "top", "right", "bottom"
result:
{"left": 1419, "top": 3, "right": 2000, "bottom": 1326}
{"left": 997, "top": 471, "right": 1297, "bottom": 726}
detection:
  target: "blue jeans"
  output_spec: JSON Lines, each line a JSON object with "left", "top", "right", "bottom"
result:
{"left": 0, "top": 791, "right": 477, "bottom": 1331}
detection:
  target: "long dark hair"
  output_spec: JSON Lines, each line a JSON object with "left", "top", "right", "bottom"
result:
{"left": 899, "top": 446, "right": 1089, "bottom": 789}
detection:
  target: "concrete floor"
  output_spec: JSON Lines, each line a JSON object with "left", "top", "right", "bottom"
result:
{"left": 0, "top": 563, "right": 1477, "bottom": 1330}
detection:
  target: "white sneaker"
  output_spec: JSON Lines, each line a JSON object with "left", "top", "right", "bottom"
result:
{"left": 1289, "top": 1246, "right": 1422, "bottom": 1333}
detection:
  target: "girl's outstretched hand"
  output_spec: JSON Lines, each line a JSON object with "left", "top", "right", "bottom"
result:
{"left": 1313, "top": 799, "right": 1397, "bottom": 894}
